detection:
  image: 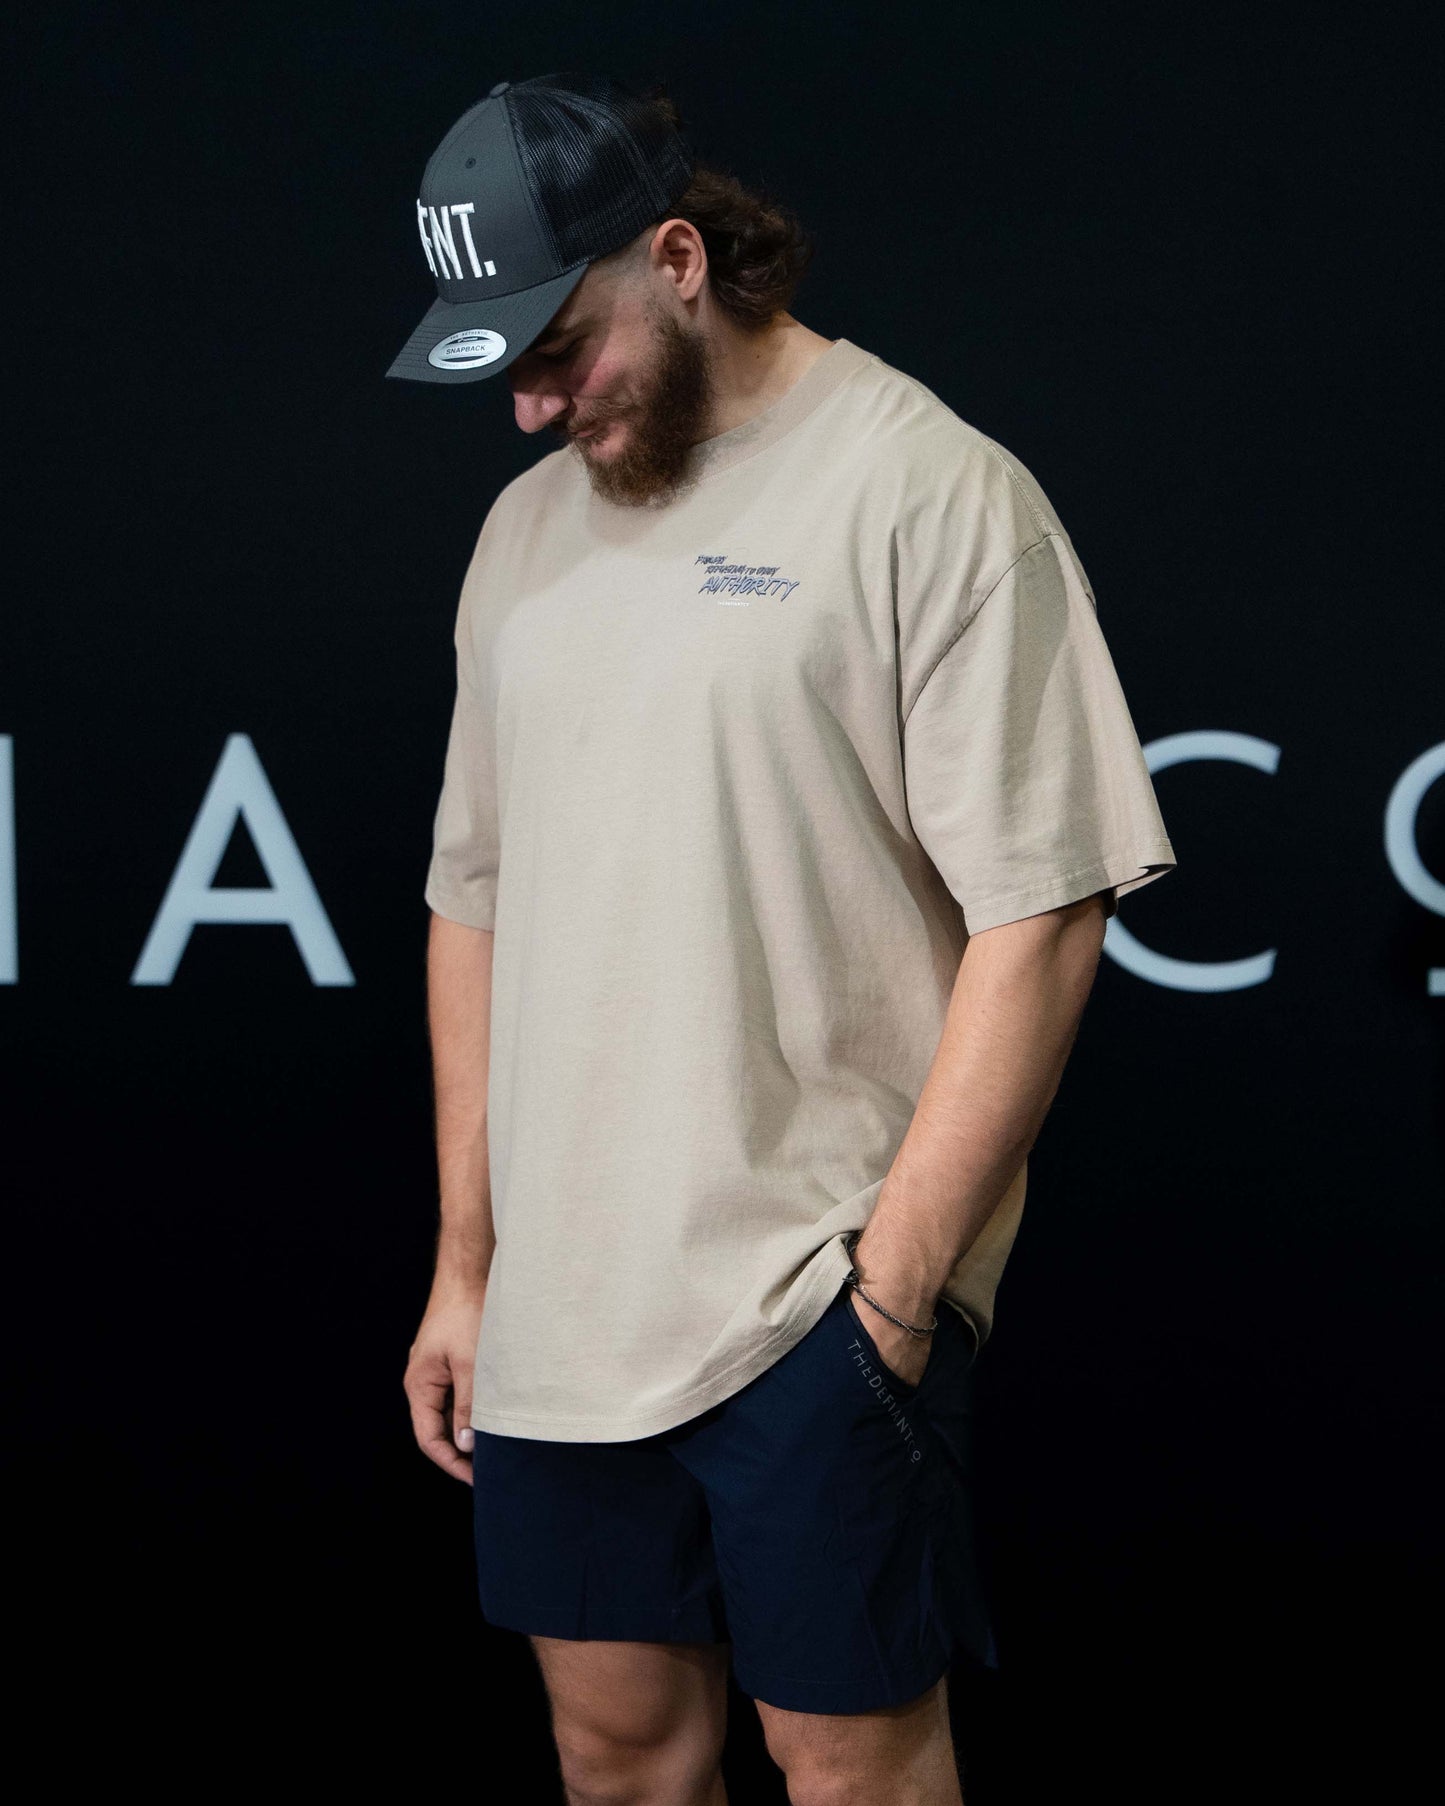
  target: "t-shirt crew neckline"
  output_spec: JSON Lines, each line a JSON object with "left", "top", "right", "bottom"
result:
{"left": 684, "top": 337, "right": 872, "bottom": 482}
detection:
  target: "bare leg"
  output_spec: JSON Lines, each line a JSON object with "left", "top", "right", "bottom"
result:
{"left": 529, "top": 1635, "right": 731, "bottom": 1806}
{"left": 754, "top": 1671, "right": 963, "bottom": 1806}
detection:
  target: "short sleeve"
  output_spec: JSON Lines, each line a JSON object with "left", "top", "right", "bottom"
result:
{"left": 423, "top": 641, "right": 499, "bottom": 931}
{"left": 902, "top": 531, "right": 1177, "bottom": 934}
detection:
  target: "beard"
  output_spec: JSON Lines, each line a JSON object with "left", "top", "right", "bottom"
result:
{"left": 551, "top": 306, "right": 715, "bottom": 508}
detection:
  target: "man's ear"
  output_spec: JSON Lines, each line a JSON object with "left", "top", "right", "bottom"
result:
{"left": 649, "top": 217, "right": 707, "bottom": 304}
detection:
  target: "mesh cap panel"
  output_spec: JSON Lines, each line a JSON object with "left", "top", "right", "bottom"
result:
{"left": 509, "top": 73, "right": 693, "bottom": 269}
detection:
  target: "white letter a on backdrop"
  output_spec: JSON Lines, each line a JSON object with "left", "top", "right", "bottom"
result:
{"left": 131, "top": 733, "right": 355, "bottom": 987}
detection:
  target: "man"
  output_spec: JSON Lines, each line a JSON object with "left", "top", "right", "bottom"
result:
{"left": 394, "top": 72, "right": 1176, "bottom": 1805}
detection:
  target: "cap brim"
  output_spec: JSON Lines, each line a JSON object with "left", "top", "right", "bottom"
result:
{"left": 385, "top": 264, "right": 588, "bottom": 384}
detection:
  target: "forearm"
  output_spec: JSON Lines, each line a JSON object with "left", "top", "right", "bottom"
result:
{"left": 856, "top": 892, "right": 1110, "bottom": 1318}
{"left": 426, "top": 910, "right": 497, "bottom": 1295}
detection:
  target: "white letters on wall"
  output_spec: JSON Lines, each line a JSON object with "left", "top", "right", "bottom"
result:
{"left": 1104, "top": 730, "right": 1279, "bottom": 993}
{"left": 0, "top": 730, "right": 1438, "bottom": 991}
{"left": 130, "top": 733, "right": 354, "bottom": 987}
{"left": 1105, "top": 732, "right": 1444, "bottom": 995}
{"left": 1384, "top": 742, "right": 1445, "bottom": 996}
{"left": 1, "top": 737, "right": 14, "bottom": 985}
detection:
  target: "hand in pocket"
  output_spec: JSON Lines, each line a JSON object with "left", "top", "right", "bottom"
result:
{"left": 845, "top": 1290, "right": 932, "bottom": 1391}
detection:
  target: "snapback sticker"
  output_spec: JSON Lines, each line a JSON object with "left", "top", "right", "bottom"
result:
{"left": 427, "top": 329, "right": 508, "bottom": 370}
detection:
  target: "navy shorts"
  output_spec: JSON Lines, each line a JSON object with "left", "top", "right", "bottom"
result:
{"left": 470, "top": 1274, "right": 999, "bottom": 1714}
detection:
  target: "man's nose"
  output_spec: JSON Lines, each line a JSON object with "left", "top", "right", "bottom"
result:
{"left": 509, "top": 378, "right": 571, "bottom": 436}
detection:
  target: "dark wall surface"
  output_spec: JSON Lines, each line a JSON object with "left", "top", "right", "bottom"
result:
{"left": 8, "top": 5, "right": 1439, "bottom": 1798}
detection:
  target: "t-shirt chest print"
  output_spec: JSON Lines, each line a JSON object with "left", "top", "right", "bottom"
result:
{"left": 694, "top": 552, "right": 802, "bottom": 605}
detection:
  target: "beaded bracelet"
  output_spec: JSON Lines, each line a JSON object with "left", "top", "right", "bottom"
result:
{"left": 843, "top": 1229, "right": 938, "bottom": 1338}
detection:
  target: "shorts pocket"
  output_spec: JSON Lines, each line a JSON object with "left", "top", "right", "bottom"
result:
{"left": 843, "top": 1289, "right": 928, "bottom": 1397}
{"left": 823, "top": 1406, "right": 942, "bottom": 1565}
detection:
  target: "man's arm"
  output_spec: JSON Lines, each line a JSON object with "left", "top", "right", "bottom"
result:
{"left": 849, "top": 890, "right": 1110, "bottom": 1383}
{"left": 403, "top": 911, "right": 497, "bottom": 1483}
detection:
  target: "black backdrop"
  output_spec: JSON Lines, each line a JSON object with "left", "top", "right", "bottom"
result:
{"left": 8, "top": 5, "right": 1440, "bottom": 1798}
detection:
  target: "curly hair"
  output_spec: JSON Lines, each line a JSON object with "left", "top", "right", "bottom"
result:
{"left": 600, "top": 87, "right": 815, "bottom": 329}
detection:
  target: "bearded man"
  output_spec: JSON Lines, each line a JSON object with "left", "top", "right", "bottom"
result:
{"left": 392, "top": 71, "right": 1177, "bottom": 1806}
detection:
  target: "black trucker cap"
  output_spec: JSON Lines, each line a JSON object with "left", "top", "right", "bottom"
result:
{"left": 386, "top": 72, "right": 693, "bottom": 384}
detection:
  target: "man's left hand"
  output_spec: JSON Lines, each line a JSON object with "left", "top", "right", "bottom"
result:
{"left": 848, "top": 1226, "right": 941, "bottom": 1389}
{"left": 852, "top": 1294, "right": 935, "bottom": 1389}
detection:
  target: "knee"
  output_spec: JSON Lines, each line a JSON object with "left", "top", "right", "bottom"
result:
{"left": 768, "top": 1746, "right": 915, "bottom": 1806}
{"left": 759, "top": 1704, "right": 952, "bottom": 1806}
{"left": 772, "top": 1762, "right": 857, "bottom": 1806}
{"left": 551, "top": 1720, "right": 640, "bottom": 1806}
{"left": 551, "top": 1713, "right": 723, "bottom": 1806}
{"left": 758, "top": 1718, "right": 846, "bottom": 1806}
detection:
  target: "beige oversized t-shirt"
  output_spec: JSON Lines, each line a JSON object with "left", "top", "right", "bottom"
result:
{"left": 425, "top": 337, "right": 1176, "bottom": 1441}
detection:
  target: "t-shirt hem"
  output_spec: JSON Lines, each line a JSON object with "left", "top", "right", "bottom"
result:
{"left": 423, "top": 879, "right": 496, "bottom": 932}
{"left": 957, "top": 848, "right": 1177, "bottom": 935}
{"left": 468, "top": 1242, "right": 858, "bottom": 1443}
